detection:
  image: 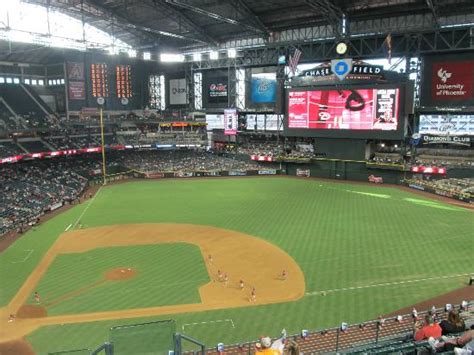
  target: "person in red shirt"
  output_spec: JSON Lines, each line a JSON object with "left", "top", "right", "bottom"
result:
{"left": 414, "top": 314, "right": 443, "bottom": 341}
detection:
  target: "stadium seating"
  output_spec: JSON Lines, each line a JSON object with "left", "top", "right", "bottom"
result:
{"left": 0, "top": 160, "right": 88, "bottom": 235}
{"left": 120, "top": 150, "right": 261, "bottom": 173}
{"left": 0, "top": 150, "right": 268, "bottom": 236}
{"left": 406, "top": 178, "right": 474, "bottom": 197}
{"left": 17, "top": 139, "right": 51, "bottom": 153}
{"left": 0, "top": 140, "right": 24, "bottom": 158}
{"left": 204, "top": 303, "right": 474, "bottom": 355}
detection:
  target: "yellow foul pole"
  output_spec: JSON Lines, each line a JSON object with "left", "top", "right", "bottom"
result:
{"left": 99, "top": 107, "right": 107, "bottom": 185}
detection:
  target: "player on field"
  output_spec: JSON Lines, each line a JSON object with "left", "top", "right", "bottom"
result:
{"left": 281, "top": 269, "right": 287, "bottom": 280}
{"left": 223, "top": 273, "right": 229, "bottom": 287}
{"left": 250, "top": 287, "right": 256, "bottom": 302}
{"left": 239, "top": 279, "right": 245, "bottom": 290}
{"left": 34, "top": 291, "right": 41, "bottom": 303}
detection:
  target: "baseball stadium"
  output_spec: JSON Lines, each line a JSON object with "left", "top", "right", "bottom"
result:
{"left": 0, "top": 1, "right": 473, "bottom": 354}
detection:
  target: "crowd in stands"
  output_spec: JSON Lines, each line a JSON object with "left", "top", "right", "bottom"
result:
{"left": 237, "top": 142, "right": 284, "bottom": 157}
{"left": 0, "top": 141, "right": 25, "bottom": 158}
{"left": 120, "top": 150, "right": 262, "bottom": 173}
{"left": 218, "top": 302, "right": 474, "bottom": 354}
{"left": 414, "top": 158, "right": 474, "bottom": 168}
{"left": 0, "top": 150, "right": 268, "bottom": 236}
{"left": 406, "top": 177, "right": 474, "bottom": 199}
{"left": 0, "top": 160, "right": 88, "bottom": 235}
{"left": 232, "top": 140, "right": 319, "bottom": 161}
{"left": 370, "top": 153, "right": 404, "bottom": 165}
{"left": 43, "top": 136, "right": 77, "bottom": 150}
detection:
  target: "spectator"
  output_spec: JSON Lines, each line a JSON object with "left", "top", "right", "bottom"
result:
{"left": 440, "top": 310, "right": 466, "bottom": 335}
{"left": 431, "top": 329, "right": 474, "bottom": 354}
{"left": 284, "top": 340, "right": 300, "bottom": 355}
{"left": 255, "top": 336, "right": 282, "bottom": 355}
{"left": 414, "top": 314, "right": 443, "bottom": 341}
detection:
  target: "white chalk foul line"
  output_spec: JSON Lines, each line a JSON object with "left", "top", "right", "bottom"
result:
{"left": 72, "top": 186, "right": 103, "bottom": 230}
{"left": 11, "top": 249, "right": 34, "bottom": 264}
{"left": 64, "top": 224, "right": 72, "bottom": 232}
{"left": 306, "top": 272, "right": 473, "bottom": 296}
{"left": 182, "top": 319, "right": 235, "bottom": 332}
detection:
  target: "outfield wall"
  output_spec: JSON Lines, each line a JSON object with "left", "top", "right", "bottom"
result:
{"left": 284, "top": 161, "right": 406, "bottom": 184}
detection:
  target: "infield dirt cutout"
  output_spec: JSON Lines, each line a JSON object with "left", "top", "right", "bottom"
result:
{"left": 0, "top": 223, "right": 305, "bottom": 346}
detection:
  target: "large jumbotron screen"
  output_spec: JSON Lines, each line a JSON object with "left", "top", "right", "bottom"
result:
{"left": 288, "top": 88, "right": 399, "bottom": 130}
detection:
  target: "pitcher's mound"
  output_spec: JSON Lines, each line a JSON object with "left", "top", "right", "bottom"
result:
{"left": 105, "top": 267, "right": 137, "bottom": 281}
{"left": 16, "top": 305, "right": 47, "bottom": 318}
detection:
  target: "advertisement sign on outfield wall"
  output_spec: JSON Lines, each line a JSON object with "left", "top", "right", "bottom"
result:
{"left": 258, "top": 169, "right": 277, "bottom": 175}
{"left": 296, "top": 169, "right": 311, "bottom": 177}
{"left": 229, "top": 171, "right": 247, "bottom": 176}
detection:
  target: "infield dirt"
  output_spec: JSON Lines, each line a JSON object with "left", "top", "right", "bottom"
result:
{"left": 0, "top": 223, "right": 305, "bottom": 346}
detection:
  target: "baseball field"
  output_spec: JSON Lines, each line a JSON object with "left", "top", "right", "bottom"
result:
{"left": 0, "top": 177, "right": 472, "bottom": 354}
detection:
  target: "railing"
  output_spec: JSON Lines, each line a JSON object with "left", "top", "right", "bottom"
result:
{"left": 44, "top": 302, "right": 472, "bottom": 355}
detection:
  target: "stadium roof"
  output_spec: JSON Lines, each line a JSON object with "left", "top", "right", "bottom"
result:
{"left": 19, "top": 0, "right": 474, "bottom": 53}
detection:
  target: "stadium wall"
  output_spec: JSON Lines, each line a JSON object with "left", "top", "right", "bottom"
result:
{"left": 284, "top": 161, "right": 405, "bottom": 184}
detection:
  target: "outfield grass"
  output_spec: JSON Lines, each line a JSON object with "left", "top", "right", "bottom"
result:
{"left": 0, "top": 177, "right": 472, "bottom": 352}
{"left": 31, "top": 244, "right": 208, "bottom": 315}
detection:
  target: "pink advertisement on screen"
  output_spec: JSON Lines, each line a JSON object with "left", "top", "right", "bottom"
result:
{"left": 288, "top": 89, "right": 399, "bottom": 130}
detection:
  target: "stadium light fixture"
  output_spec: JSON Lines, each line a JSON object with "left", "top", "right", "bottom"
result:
{"left": 193, "top": 52, "right": 202, "bottom": 61}
{"left": 160, "top": 53, "right": 185, "bottom": 62}
{"left": 143, "top": 52, "right": 151, "bottom": 60}
{"left": 128, "top": 49, "right": 137, "bottom": 58}
{"left": 227, "top": 48, "right": 237, "bottom": 58}
{"left": 209, "top": 51, "right": 219, "bottom": 60}
{"left": 108, "top": 46, "right": 119, "bottom": 56}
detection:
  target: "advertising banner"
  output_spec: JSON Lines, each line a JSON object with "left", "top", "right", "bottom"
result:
{"left": 258, "top": 169, "right": 277, "bottom": 175}
{"left": 224, "top": 108, "right": 238, "bottom": 135}
{"left": 288, "top": 89, "right": 399, "bottom": 130}
{"left": 419, "top": 113, "right": 474, "bottom": 136}
{"left": 251, "top": 73, "right": 277, "bottom": 103}
{"left": 67, "top": 62, "right": 84, "bottom": 80}
{"left": 368, "top": 175, "right": 383, "bottom": 183}
{"left": 330, "top": 59, "right": 353, "bottom": 81}
{"left": 431, "top": 62, "right": 474, "bottom": 102}
{"left": 229, "top": 171, "right": 247, "bottom": 176}
{"left": 169, "top": 79, "right": 188, "bottom": 105}
{"left": 251, "top": 155, "right": 275, "bottom": 162}
{"left": 174, "top": 172, "right": 194, "bottom": 178}
{"left": 49, "top": 202, "right": 63, "bottom": 211}
{"left": 205, "top": 114, "right": 224, "bottom": 130}
{"left": 296, "top": 169, "right": 311, "bottom": 177}
{"left": 208, "top": 78, "right": 228, "bottom": 103}
{"left": 68, "top": 81, "right": 86, "bottom": 100}
{"left": 145, "top": 172, "right": 165, "bottom": 179}
{"left": 421, "top": 135, "right": 471, "bottom": 146}
{"left": 421, "top": 54, "right": 474, "bottom": 107}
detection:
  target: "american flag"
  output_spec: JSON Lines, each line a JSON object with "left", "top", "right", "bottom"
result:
{"left": 288, "top": 48, "right": 302, "bottom": 76}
